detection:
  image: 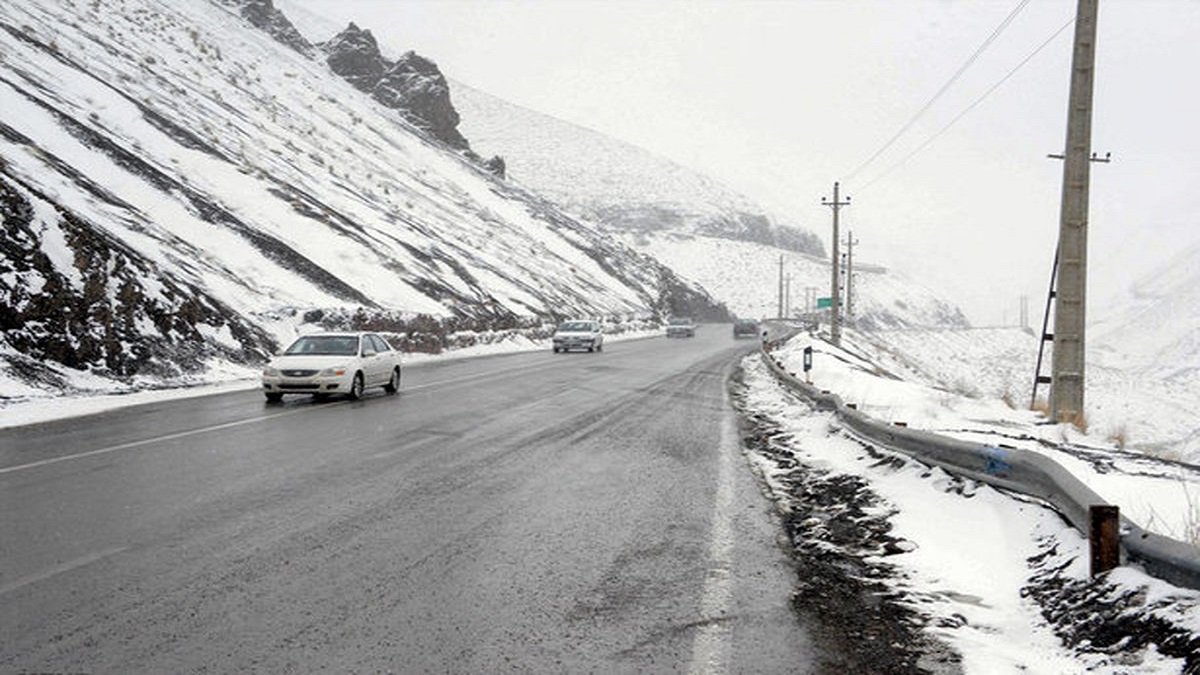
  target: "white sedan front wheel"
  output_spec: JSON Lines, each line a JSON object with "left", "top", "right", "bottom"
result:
{"left": 348, "top": 372, "right": 365, "bottom": 400}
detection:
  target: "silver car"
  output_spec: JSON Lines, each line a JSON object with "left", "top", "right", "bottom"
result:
{"left": 552, "top": 320, "right": 604, "bottom": 353}
{"left": 261, "top": 332, "right": 401, "bottom": 402}
{"left": 665, "top": 317, "right": 696, "bottom": 338}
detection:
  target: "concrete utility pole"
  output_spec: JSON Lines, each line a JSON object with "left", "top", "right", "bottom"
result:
{"left": 1051, "top": 0, "right": 1100, "bottom": 423}
{"left": 822, "top": 182, "right": 850, "bottom": 346}
{"left": 843, "top": 232, "right": 859, "bottom": 326}
{"left": 777, "top": 254, "right": 785, "bottom": 319}
{"left": 784, "top": 274, "right": 793, "bottom": 318}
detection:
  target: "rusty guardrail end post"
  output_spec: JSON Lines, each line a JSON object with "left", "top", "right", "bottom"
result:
{"left": 1090, "top": 504, "right": 1120, "bottom": 577}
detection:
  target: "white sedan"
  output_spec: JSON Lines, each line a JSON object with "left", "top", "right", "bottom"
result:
{"left": 261, "top": 332, "right": 401, "bottom": 403}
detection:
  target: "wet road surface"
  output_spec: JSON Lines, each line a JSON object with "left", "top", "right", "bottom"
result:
{"left": 1, "top": 328, "right": 818, "bottom": 672}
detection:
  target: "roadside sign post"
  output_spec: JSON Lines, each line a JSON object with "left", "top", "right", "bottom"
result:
{"left": 803, "top": 346, "right": 813, "bottom": 384}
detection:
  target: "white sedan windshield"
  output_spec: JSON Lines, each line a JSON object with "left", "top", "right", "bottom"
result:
{"left": 285, "top": 335, "right": 360, "bottom": 356}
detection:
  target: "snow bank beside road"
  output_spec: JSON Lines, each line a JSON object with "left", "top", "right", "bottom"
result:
{"left": 738, "top": 344, "right": 1200, "bottom": 672}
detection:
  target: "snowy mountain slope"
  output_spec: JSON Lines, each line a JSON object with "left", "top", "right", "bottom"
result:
{"left": 450, "top": 81, "right": 824, "bottom": 256}
{"left": 446, "top": 80, "right": 968, "bottom": 330}
{"left": 0, "top": 0, "right": 726, "bottom": 397}
{"left": 1093, "top": 240, "right": 1200, "bottom": 371}
{"left": 277, "top": 2, "right": 972, "bottom": 333}
{"left": 1086, "top": 241, "right": 1200, "bottom": 462}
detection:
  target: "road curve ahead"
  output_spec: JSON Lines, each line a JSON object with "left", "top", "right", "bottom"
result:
{"left": 1, "top": 327, "right": 817, "bottom": 673}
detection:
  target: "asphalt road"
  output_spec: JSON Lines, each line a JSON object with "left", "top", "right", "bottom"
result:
{"left": 0, "top": 327, "right": 818, "bottom": 673}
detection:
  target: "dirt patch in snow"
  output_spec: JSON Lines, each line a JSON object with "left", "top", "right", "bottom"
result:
{"left": 1024, "top": 541, "right": 1200, "bottom": 673}
{"left": 730, "top": 369, "right": 963, "bottom": 674}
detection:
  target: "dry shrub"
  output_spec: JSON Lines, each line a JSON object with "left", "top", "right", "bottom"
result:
{"left": 1030, "top": 397, "right": 1051, "bottom": 416}
{"left": 1184, "top": 481, "right": 1200, "bottom": 547}
{"left": 1000, "top": 388, "right": 1016, "bottom": 410}
{"left": 1106, "top": 424, "right": 1128, "bottom": 450}
{"left": 1069, "top": 411, "right": 1089, "bottom": 434}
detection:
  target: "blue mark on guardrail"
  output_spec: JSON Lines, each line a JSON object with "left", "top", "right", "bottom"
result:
{"left": 984, "top": 446, "right": 1012, "bottom": 475}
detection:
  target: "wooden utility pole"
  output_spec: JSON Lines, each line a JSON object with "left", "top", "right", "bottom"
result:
{"left": 1051, "top": 0, "right": 1100, "bottom": 423}
{"left": 822, "top": 182, "right": 850, "bottom": 346}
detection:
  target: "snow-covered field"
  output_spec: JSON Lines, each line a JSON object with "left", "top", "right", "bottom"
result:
{"left": 739, "top": 329, "right": 1200, "bottom": 672}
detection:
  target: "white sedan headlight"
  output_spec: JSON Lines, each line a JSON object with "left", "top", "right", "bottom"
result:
{"left": 262, "top": 366, "right": 280, "bottom": 377}
{"left": 318, "top": 366, "right": 348, "bottom": 377}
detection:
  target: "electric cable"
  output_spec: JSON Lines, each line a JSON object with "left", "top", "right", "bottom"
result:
{"left": 842, "top": 0, "right": 1034, "bottom": 184}
{"left": 855, "top": 15, "right": 1075, "bottom": 194}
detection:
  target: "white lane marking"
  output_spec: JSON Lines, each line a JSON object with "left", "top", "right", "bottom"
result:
{"left": 0, "top": 545, "right": 128, "bottom": 597}
{"left": 0, "top": 405, "right": 320, "bottom": 477}
{"left": 690, "top": 404, "right": 739, "bottom": 674}
{"left": 0, "top": 358, "right": 560, "bottom": 477}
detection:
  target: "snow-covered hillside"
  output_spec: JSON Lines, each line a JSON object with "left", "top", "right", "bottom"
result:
{"left": 1086, "top": 241, "right": 1200, "bottom": 462}
{"left": 623, "top": 232, "right": 969, "bottom": 327}
{"left": 0, "top": 0, "right": 726, "bottom": 400}
{"left": 451, "top": 81, "right": 824, "bottom": 256}
{"left": 844, "top": 323, "right": 1200, "bottom": 469}
{"left": 445, "top": 80, "right": 969, "bottom": 331}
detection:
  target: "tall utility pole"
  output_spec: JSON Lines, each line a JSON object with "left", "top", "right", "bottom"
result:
{"left": 776, "top": 254, "right": 785, "bottom": 319}
{"left": 1051, "top": 0, "right": 1100, "bottom": 423}
{"left": 843, "top": 232, "right": 859, "bottom": 326}
{"left": 822, "top": 182, "right": 850, "bottom": 346}
{"left": 784, "top": 274, "right": 793, "bottom": 317}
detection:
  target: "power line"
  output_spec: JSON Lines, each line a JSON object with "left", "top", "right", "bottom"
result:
{"left": 855, "top": 15, "right": 1075, "bottom": 194}
{"left": 843, "top": 0, "right": 1034, "bottom": 184}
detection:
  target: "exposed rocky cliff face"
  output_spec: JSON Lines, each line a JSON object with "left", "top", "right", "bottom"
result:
{"left": 1, "top": 171, "right": 274, "bottom": 384}
{"left": 323, "top": 21, "right": 385, "bottom": 91}
{"left": 322, "top": 22, "right": 468, "bottom": 150}
{"left": 230, "top": 0, "right": 313, "bottom": 57}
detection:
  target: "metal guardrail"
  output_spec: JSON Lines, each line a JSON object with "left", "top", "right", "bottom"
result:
{"left": 759, "top": 348, "right": 1200, "bottom": 591}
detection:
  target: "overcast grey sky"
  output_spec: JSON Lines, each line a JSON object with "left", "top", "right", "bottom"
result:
{"left": 280, "top": 0, "right": 1200, "bottom": 325}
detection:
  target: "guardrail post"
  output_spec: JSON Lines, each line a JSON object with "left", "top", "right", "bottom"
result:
{"left": 1089, "top": 504, "right": 1119, "bottom": 577}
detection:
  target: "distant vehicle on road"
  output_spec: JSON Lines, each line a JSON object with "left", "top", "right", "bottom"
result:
{"left": 261, "top": 332, "right": 401, "bottom": 402}
{"left": 733, "top": 318, "right": 760, "bottom": 339}
{"left": 552, "top": 319, "right": 604, "bottom": 353}
{"left": 665, "top": 317, "right": 696, "bottom": 338}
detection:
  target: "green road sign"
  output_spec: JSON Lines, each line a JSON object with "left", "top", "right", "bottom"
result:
{"left": 817, "top": 297, "right": 832, "bottom": 308}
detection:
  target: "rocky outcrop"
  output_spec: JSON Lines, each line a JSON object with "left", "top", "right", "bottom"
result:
{"left": 483, "top": 155, "right": 506, "bottom": 179}
{"left": 224, "top": 0, "right": 313, "bottom": 57}
{"left": 323, "top": 23, "right": 469, "bottom": 150}
{"left": 375, "top": 51, "right": 468, "bottom": 149}
{"left": 323, "top": 21, "right": 386, "bottom": 92}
